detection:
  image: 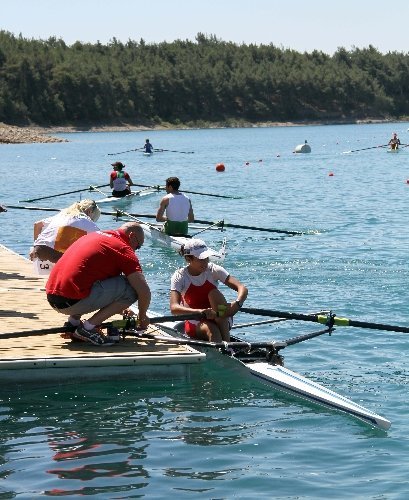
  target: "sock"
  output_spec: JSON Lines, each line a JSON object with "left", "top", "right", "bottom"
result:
{"left": 83, "top": 320, "right": 96, "bottom": 331}
{"left": 68, "top": 316, "right": 81, "bottom": 327}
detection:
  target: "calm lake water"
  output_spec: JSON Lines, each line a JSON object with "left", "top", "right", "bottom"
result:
{"left": 1, "top": 123, "right": 409, "bottom": 498}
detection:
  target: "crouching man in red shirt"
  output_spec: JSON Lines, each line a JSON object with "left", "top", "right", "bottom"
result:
{"left": 46, "top": 222, "right": 151, "bottom": 345}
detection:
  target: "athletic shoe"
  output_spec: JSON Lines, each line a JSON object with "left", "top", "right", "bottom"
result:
{"left": 73, "top": 325, "right": 106, "bottom": 345}
{"left": 60, "top": 321, "right": 80, "bottom": 340}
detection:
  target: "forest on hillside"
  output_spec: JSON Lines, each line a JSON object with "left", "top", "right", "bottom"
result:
{"left": 0, "top": 30, "right": 408, "bottom": 126}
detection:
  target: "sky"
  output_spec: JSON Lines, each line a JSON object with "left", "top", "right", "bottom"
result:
{"left": 2, "top": 0, "right": 409, "bottom": 55}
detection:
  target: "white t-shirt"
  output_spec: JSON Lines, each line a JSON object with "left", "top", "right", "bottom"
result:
{"left": 34, "top": 212, "right": 99, "bottom": 253}
{"left": 165, "top": 193, "right": 191, "bottom": 221}
{"left": 171, "top": 263, "right": 229, "bottom": 307}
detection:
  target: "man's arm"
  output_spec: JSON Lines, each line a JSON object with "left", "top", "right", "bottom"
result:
{"left": 188, "top": 201, "right": 195, "bottom": 222}
{"left": 156, "top": 197, "right": 168, "bottom": 222}
{"left": 223, "top": 274, "right": 248, "bottom": 316}
{"left": 127, "top": 271, "right": 151, "bottom": 327}
{"left": 33, "top": 220, "right": 45, "bottom": 240}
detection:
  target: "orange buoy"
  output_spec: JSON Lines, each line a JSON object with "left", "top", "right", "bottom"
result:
{"left": 329, "top": 172, "right": 334, "bottom": 176}
{"left": 216, "top": 163, "right": 225, "bottom": 172}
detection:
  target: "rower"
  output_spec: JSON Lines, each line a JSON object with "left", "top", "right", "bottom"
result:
{"left": 170, "top": 238, "right": 248, "bottom": 342}
{"left": 156, "top": 176, "right": 194, "bottom": 236}
{"left": 109, "top": 162, "right": 134, "bottom": 197}
{"left": 388, "top": 132, "right": 401, "bottom": 150}
{"left": 144, "top": 139, "right": 153, "bottom": 154}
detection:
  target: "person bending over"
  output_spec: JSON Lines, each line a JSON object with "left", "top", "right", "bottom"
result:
{"left": 30, "top": 199, "right": 100, "bottom": 263}
{"left": 46, "top": 222, "right": 151, "bottom": 345}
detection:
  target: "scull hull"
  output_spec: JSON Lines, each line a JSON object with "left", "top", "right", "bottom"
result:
{"left": 154, "top": 316, "right": 390, "bottom": 430}
{"left": 140, "top": 223, "right": 227, "bottom": 262}
{"left": 97, "top": 189, "right": 157, "bottom": 204}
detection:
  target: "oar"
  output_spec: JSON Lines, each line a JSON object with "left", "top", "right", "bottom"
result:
{"left": 3, "top": 206, "right": 155, "bottom": 220}
{"left": 20, "top": 184, "right": 110, "bottom": 203}
{"left": 342, "top": 144, "right": 389, "bottom": 154}
{"left": 0, "top": 313, "right": 202, "bottom": 340}
{"left": 191, "top": 220, "right": 225, "bottom": 237}
{"left": 116, "top": 210, "right": 300, "bottom": 236}
{"left": 154, "top": 148, "right": 194, "bottom": 154}
{"left": 240, "top": 307, "right": 409, "bottom": 334}
{"left": 194, "top": 219, "right": 303, "bottom": 236}
{"left": 5, "top": 205, "right": 304, "bottom": 236}
{"left": 89, "top": 185, "right": 109, "bottom": 197}
{"left": 130, "top": 183, "right": 238, "bottom": 199}
{"left": 110, "top": 210, "right": 302, "bottom": 235}
{"left": 116, "top": 209, "right": 160, "bottom": 232}
{"left": 231, "top": 309, "right": 329, "bottom": 330}
{"left": 107, "top": 148, "right": 143, "bottom": 156}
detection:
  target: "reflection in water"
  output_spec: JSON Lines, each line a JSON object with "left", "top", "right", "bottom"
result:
{"left": 0, "top": 363, "right": 289, "bottom": 495}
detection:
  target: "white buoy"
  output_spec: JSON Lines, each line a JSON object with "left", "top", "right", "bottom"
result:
{"left": 294, "top": 140, "right": 311, "bottom": 153}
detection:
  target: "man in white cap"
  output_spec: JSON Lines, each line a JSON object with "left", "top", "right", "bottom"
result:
{"left": 170, "top": 238, "right": 248, "bottom": 342}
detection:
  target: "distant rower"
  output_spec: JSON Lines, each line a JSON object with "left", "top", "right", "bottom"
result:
{"left": 388, "top": 132, "right": 401, "bottom": 150}
{"left": 144, "top": 139, "right": 153, "bottom": 154}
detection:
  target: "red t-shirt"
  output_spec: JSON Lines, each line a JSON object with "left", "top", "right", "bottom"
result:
{"left": 46, "top": 229, "right": 142, "bottom": 299}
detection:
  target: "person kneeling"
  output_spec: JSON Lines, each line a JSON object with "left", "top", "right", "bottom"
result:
{"left": 46, "top": 222, "right": 150, "bottom": 345}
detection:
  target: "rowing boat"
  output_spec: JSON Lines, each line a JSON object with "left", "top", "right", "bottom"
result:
{"left": 96, "top": 188, "right": 158, "bottom": 205}
{"left": 387, "top": 148, "right": 399, "bottom": 153}
{"left": 139, "top": 221, "right": 227, "bottom": 262}
{"left": 143, "top": 312, "right": 390, "bottom": 430}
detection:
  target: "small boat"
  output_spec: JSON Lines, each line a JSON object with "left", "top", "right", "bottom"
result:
{"left": 387, "top": 148, "right": 400, "bottom": 153}
{"left": 96, "top": 188, "right": 157, "bottom": 205}
{"left": 147, "top": 313, "right": 390, "bottom": 430}
{"left": 139, "top": 221, "right": 227, "bottom": 262}
{"left": 143, "top": 152, "right": 153, "bottom": 157}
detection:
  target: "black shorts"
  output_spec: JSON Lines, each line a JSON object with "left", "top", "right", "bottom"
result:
{"left": 47, "top": 294, "right": 79, "bottom": 310}
{"left": 112, "top": 189, "right": 131, "bottom": 198}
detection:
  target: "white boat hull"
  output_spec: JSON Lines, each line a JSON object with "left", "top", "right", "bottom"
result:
{"left": 153, "top": 316, "right": 390, "bottom": 430}
{"left": 140, "top": 223, "right": 227, "bottom": 262}
{"left": 248, "top": 362, "right": 390, "bottom": 430}
{"left": 97, "top": 189, "right": 157, "bottom": 204}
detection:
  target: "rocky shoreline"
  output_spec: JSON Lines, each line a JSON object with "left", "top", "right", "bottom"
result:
{"left": 0, "top": 118, "right": 401, "bottom": 145}
{"left": 0, "top": 123, "right": 67, "bottom": 144}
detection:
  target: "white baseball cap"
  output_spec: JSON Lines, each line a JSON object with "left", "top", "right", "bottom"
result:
{"left": 182, "top": 239, "right": 213, "bottom": 259}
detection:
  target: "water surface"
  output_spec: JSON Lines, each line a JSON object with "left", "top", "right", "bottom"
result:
{"left": 1, "top": 123, "right": 409, "bottom": 498}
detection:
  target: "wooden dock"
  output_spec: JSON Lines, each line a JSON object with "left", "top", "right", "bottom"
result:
{"left": 0, "top": 244, "right": 204, "bottom": 383}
